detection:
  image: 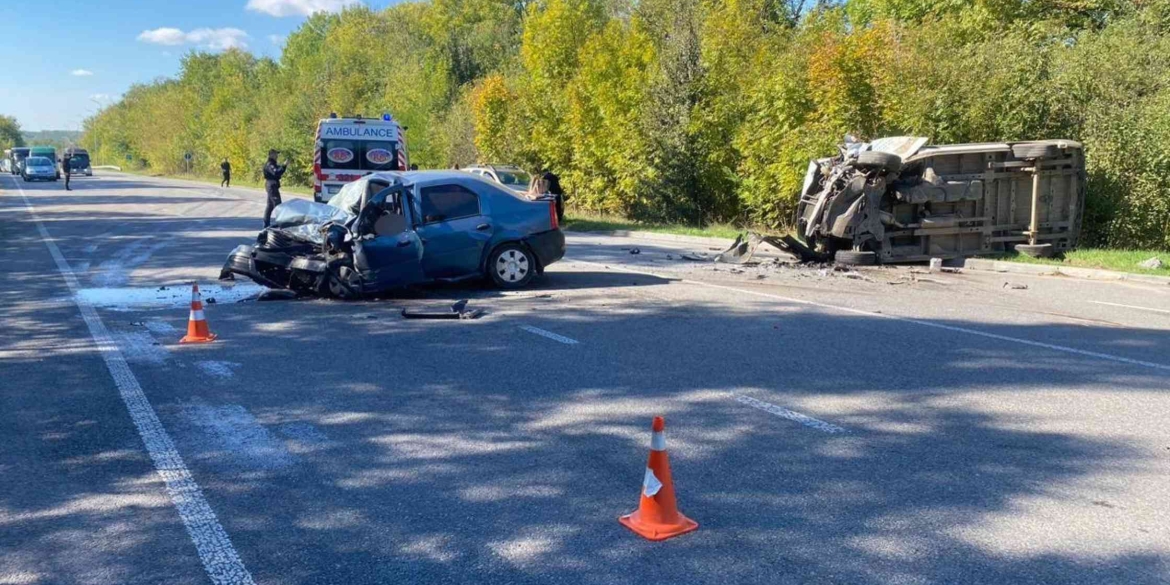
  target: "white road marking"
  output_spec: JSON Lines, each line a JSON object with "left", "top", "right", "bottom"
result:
{"left": 9, "top": 176, "right": 256, "bottom": 585}
{"left": 1089, "top": 300, "right": 1170, "bottom": 316}
{"left": 518, "top": 325, "right": 579, "bottom": 345}
{"left": 736, "top": 395, "right": 847, "bottom": 434}
{"left": 573, "top": 259, "right": 1170, "bottom": 373}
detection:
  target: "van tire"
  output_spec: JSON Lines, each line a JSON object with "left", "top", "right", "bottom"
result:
{"left": 835, "top": 250, "right": 877, "bottom": 266}
{"left": 855, "top": 151, "right": 902, "bottom": 174}
{"left": 1012, "top": 142, "right": 1059, "bottom": 160}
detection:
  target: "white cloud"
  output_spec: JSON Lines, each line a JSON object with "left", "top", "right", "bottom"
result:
{"left": 246, "top": 0, "right": 361, "bottom": 17}
{"left": 267, "top": 34, "right": 286, "bottom": 45}
{"left": 137, "top": 27, "right": 249, "bottom": 50}
{"left": 71, "top": 69, "right": 94, "bottom": 77}
{"left": 90, "top": 94, "right": 111, "bottom": 102}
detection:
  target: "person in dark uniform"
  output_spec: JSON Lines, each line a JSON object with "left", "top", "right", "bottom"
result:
{"left": 542, "top": 168, "right": 564, "bottom": 222}
{"left": 220, "top": 158, "right": 232, "bottom": 187}
{"left": 262, "top": 149, "right": 287, "bottom": 227}
{"left": 62, "top": 153, "right": 72, "bottom": 191}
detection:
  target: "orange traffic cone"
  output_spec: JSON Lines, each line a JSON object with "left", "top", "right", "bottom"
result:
{"left": 619, "top": 416, "right": 699, "bottom": 541}
{"left": 179, "top": 283, "right": 217, "bottom": 344}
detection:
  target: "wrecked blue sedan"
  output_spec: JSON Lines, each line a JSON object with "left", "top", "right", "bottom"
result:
{"left": 220, "top": 171, "right": 565, "bottom": 298}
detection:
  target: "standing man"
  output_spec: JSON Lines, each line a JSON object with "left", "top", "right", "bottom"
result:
{"left": 262, "top": 149, "right": 287, "bottom": 227}
{"left": 62, "top": 153, "right": 72, "bottom": 191}
{"left": 220, "top": 158, "right": 232, "bottom": 188}
{"left": 542, "top": 168, "right": 565, "bottom": 222}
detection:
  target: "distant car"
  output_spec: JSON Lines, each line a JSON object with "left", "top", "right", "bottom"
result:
{"left": 10, "top": 147, "right": 29, "bottom": 175}
{"left": 221, "top": 171, "right": 565, "bottom": 297}
{"left": 63, "top": 147, "right": 92, "bottom": 176}
{"left": 28, "top": 147, "right": 58, "bottom": 180}
{"left": 21, "top": 156, "right": 58, "bottom": 181}
{"left": 465, "top": 164, "right": 533, "bottom": 195}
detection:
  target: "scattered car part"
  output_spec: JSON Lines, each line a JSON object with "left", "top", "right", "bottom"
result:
{"left": 835, "top": 250, "right": 877, "bottom": 266}
{"left": 401, "top": 300, "right": 484, "bottom": 319}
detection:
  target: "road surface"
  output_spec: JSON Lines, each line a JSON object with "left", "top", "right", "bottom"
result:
{"left": 2, "top": 172, "right": 1169, "bottom": 584}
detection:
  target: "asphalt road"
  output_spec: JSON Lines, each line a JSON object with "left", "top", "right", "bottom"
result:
{"left": 2, "top": 171, "right": 1169, "bottom": 585}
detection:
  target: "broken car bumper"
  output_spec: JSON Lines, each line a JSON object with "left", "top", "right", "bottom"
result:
{"left": 526, "top": 229, "right": 566, "bottom": 269}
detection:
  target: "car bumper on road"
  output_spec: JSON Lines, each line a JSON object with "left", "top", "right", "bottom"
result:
{"left": 526, "top": 229, "right": 566, "bottom": 269}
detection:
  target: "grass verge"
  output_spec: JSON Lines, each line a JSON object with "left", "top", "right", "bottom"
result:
{"left": 563, "top": 212, "right": 744, "bottom": 240}
{"left": 991, "top": 248, "right": 1169, "bottom": 276}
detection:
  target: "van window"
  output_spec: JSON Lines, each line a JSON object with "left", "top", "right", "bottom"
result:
{"left": 420, "top": 185, "right": 480, "bottom": 223}
{"left": 321, "top": 140, "right": 400, "bottom": 172}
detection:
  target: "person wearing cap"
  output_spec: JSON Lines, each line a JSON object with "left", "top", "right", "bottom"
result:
{"left": 262, "top": 149, "right": 287, "bottom": 227}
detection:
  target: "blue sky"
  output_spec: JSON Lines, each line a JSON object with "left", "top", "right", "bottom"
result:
{"left": 0, "top": 0, "right": 385, "bottom": 131}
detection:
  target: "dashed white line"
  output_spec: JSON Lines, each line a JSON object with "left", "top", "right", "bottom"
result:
{"left": 518, "top": 325, "right": 579, "bottom": 345}
{"left": 1089, "top": 300, "right": 1170, "bottom": 316}
{"left": 735, "top": 395, "right": 847, "bottom": 434}
{"left": 571, "top": 258, "right": 1170, "bottom": 373}
{"left": 9, "top": 176, "right": 256, "bottom": 585}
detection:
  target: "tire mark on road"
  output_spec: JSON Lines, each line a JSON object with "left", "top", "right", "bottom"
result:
{"left": 9, "top": 176, "right": 256, "bottom": 585}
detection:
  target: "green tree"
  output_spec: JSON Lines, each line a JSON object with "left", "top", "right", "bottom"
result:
{"left": 0, "top": 115, "right": 24, "bottom": 150}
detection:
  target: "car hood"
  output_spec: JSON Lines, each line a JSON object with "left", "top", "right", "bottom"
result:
{"left": 269, "top": 198, "right": 356, "bottom": 243}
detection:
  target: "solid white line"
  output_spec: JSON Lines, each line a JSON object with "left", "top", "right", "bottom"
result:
{"left": 571, "top": 258, "right": 1170, "bottom": 373}
{"left": 1089, "top": 300, "right": 1170, "bottom": 316}
{"left": 736, "top": 395, "right": 847, "bottom": 434}
{"left": 518, "top": 325, "right": 579, "bottom": 345}
{"left": 8, "top": 176, "right": 255, "bottom": 585}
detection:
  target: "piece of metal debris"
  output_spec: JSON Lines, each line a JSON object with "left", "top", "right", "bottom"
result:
{"left": 680, "top": 253, "right": 709, "bottom": 261}
{"left": 629, "top": 247, "right": 641, "bottom": 255}
{"left": 1003, "top": 282, "right": 1029, "bottom": 290}
{"left": 401, "top": 300, "right": 484, "bottom": 320}
{"left": 258, "top": 290, "right": 299, "bottom": 302}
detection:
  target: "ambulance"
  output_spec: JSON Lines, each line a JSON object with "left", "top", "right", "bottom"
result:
{"left": 313, "top": 113, "right": 409, "bottom": 203}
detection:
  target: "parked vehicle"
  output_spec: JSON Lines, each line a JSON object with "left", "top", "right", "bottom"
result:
{"left": 796, "top": 137, "right": 1086, "bottom": 264}
{"left": 221, "top": 171, "right": 565, "bottom": 297}
{"left": 28, "top": 147, "right": 58, "bottom": 180}
{"left": 10, "top": 147, "right": 30, "bottom": 175}
{"left": 21, "top": 156, "right": 58, "bottom": 181}
{"left": 465, "top": 164, "right": 533, "bottom": 195}
{"left": 313, "top": 113, "right": 409, "bottom": 203}
{"left": 63, "top": 147, "right": 92, "bottom": 176}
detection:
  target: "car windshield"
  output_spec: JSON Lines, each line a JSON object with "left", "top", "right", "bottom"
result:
{"left": 495, "top": 170, "right": 530, "bottom": 186}
{"left": 27, "top": 157, "right": 50, "bottom": 166}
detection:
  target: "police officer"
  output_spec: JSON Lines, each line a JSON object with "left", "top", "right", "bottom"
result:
{"left": 62, "top": 153, "right": 72, "bottom": 191}
{"left": 220, "top": 158, "right": 232, "bottom": 188}
{"left": 262, "top": 149, "right": 287, "bottom": 227}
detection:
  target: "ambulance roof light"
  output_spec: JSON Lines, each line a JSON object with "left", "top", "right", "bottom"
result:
{"left": 329, "top": 112, "right": 337, "bottom": 119}
{"left": 382, "top": 113, "right": 391, "bottom": 121}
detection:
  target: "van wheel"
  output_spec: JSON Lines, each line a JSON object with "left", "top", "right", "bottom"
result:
{"left": 855, "top": 151, "right": 902, "bottom": 174}
{"left": 489, "top": 243, "right": 536, "bottom": 288}
{"left": 835, "top": 250, "right": 877, "bottom": 266}
{"left": 1012, "top": 142, "right": 1059, "bottom": 160}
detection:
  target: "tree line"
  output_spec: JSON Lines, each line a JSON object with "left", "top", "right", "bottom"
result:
{"left": 82, "top": 0, "right": 1170, "bottom": 249}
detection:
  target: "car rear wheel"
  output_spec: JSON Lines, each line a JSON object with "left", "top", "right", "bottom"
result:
{"left": 489, "top": 243, "right": 536, "bottom": 288}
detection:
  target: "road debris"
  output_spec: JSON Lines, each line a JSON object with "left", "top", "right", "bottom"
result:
{"left": 401, "top": 299, "right": 484, "bottom": 320}
{"left": 1139, "top": 257, "right": 1163, "bottom": 270}
{"left": 629, "top": 247, "right": 641, "bottom": 255}
{"left": 1003, "top": 282, "right": 1029, "bottom": 290}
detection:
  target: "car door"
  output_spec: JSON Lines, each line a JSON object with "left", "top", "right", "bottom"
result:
{"left": 414, "top": 183, "right": 492, "bottom": 278}
{"left": 351, "top": 186, "right": 427, "bottom": 288}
